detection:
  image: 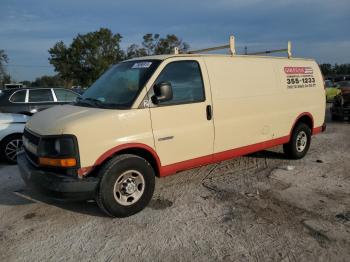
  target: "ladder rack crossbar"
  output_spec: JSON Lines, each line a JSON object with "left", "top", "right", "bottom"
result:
{"left": 188, "top": 44, "right": 230, "bottom": 54}
{"left": 246, "top": 48, "right": 288, "bottom": 55}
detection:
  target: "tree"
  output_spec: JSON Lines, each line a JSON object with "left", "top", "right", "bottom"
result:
{"left": 49, "top": 29, "right": 189, "bottom": 85}
{"left": 319, "top": 63, "right": 350, "bottom": 76}
{"left": 31, "top": 75, "right": 65, "bottom": 87}
{"left": 154, "top": 34, "right": 189, "bottom": 55}
{"left": 126, "top": 44, "right": 147, "bottom": 59}
{"left": 49, "top": 28, "right": 124, "bottom": 87}
{"left": 142, "top": 33, "right": 160, "bottom": 55}
{"left": 21, "top": 80, "right": 32, "bottom": 87}
{"left": 126, "top": 34, "right": 189, "bottom": 59}
{"left": 48, "top": 41, "right": 73, "bottom": 85}
{"left": 319, "top": 64, "right": 332, "bottom": 76}
{"left": 0, "top": 49, "right": 9, "bottom": 87}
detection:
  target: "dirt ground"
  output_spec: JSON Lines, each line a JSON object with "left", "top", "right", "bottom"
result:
{"left": 0, "top": 107, "right": 349, "bottom": 262}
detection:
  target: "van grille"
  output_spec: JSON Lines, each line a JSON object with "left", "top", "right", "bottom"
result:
{"left": 23, "top": 128, "right": 40, "bottom": 145}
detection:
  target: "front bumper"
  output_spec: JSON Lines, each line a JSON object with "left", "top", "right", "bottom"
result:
{"left": 17, "top": 152, "right": 99, "bottom": 201}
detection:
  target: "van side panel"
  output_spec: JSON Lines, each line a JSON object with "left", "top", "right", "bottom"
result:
{"left": 63, "top": 108, "right": 156, "bottom": 168}
{"left": 274, "top": 59, "right": 325, "bottom": 132}
{"left": 204, "top": 56, "right": 325, "bottom": 155}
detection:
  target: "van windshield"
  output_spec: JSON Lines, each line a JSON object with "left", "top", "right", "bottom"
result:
{"left": 77, "top": 60, "right": 161, "bottom": 109}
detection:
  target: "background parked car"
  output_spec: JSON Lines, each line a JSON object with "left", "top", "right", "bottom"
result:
{"left": 335, "top": 81, "right": 350, "bottom": 93}
{"left": 0, "top": 113, "right": 29, "bottom": 163}
{"left": 331, "top": 82, "right": 350, "bottom": 121}
{"left": 325, "top": 80, "right": 340, "bottom": 102}
{"left": 0, "top": 87, "right": 80, "bottom": 115}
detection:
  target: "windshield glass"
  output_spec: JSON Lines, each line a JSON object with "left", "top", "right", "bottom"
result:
{"left": 78, "top": 60, "right": 161, "bottom": 109}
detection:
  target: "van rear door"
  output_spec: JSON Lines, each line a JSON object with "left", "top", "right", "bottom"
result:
{"left": 148, "top": 58, "right": 214, "bottom": 168}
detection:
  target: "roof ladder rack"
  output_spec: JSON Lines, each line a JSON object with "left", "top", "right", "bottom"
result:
{"left": 247, "top": 41, "right": 292, "bottom": 58}
{"left": 174, "top": 35, "right": 292, "bottom": 58}
{"left": 187, "top": 35, "right": 236, "bottom": 55}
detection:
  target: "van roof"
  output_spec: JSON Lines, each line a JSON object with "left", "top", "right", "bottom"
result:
{"left": 126, "top": 53, "right": 314, "bottom": 62}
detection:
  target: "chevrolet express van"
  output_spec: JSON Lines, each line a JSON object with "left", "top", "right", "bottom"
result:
{"left": 18, "top": 51, "right": 326, "bottom": 217}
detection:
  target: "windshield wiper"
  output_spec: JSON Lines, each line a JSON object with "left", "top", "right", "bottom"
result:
{"left": 75, "top": 97, "right": 107, "bottom": 108}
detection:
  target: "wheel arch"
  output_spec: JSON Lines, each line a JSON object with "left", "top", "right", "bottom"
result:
{"left": 0, "top": 132, "right": 23, "bottom": 144}
{"left": 93, "top": 143, "right": 162, "bottom": 177}
{"left": 290, "top": 112, "right": 314, "bottom": 137}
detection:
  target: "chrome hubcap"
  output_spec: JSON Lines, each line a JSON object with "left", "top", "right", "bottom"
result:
{"left": 113, "top": 170, "right": 145, "bottom": 206}
{"left": 296, "top": 131, "right": 307, "bottom": 152}
{"left": 5, "top": 139, "right": 23, "bottom": 161}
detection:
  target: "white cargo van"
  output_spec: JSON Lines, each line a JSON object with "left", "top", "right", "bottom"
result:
{"left": 18, "top": 37, "right": 326, "bottom": 217}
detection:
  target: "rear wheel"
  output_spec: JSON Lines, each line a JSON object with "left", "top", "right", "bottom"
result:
{"left": 283, "top": 123, "right": 311, "bottom": 159}
{"left": 0, "top": 134, "right": 23, "bottom": 164}
{"left": 96, "top": 154, "right": 155, "bottom": 217}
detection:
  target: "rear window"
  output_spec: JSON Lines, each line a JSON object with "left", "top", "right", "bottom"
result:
{"left": 29, "top": 89, "right": 54, "bottom": 102}
{"left": 10, "top": 90, "right": 26, "bottom": 103}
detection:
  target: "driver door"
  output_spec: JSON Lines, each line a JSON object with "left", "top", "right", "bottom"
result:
{"left": 148, "top": 58, "right": 214, "bottom": 169}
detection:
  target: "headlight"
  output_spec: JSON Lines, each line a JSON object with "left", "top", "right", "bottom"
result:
{"left": 39, "top": 137, "right": 76, "bottom": 156}
{"left": 38, "top": 136, "right": 78, "bottom": 167}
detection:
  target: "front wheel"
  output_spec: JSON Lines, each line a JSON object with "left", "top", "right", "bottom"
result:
{"left": 0, "top": 134, "right": 23, "bottom": 164}
{"left": 96, "top": 154, "right": 155, "bottom": 217}
{"left": 283, "top": 123, "right": 311, "bottom": 159}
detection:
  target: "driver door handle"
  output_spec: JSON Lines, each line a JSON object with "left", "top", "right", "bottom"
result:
{"left": 206, "top": 105, "right": 212, "bottom": 120}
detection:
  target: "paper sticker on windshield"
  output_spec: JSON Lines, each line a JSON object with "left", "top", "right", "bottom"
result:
{"left": 132, "top": 62, "right": 152, "bottom": 69}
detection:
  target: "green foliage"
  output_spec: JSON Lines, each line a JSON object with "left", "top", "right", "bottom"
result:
{"left": 49, "top": 30, "right": 190, "bottom": 86}
{"left": 319, "top": 63, "right": 350, "bottom": 76}
{"left": 0, "top": 49, "right": 9, "bottom": 87}
{"left": 126, "top": 33, "right": 189, "bottom": 59}
{"left": 31, "top": 75, "right": 65, "bottom": 87}
{"left": 49, "top": 28, "right": 124, "bottom": 86}
{"left": 126, "top": 44, "right": 147, "bottom": 59}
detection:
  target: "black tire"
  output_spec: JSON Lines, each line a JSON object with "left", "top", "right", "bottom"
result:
{"left": 96, "top": 154, "right": 155, "bottom": 217}
{"left": 0, "top": 134, "right": 23, "bottom": 164}
{"left": 283, "top": 123, "right": 311, "bottom": 159}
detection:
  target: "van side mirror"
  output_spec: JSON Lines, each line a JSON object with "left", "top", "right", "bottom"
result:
{"left": 151, "top": 82, "right": 173, "bottom": 104}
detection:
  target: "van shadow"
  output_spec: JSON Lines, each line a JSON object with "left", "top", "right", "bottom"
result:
{"left": 0, "top": 161, "right": 107, "bottom": 217}
{"left": 1, "top": 187, "right": 107, "bottom": 218}
{"left": 248, "top": 150, "right": 287, "bottom": 160}
{"left": 0, "top": 149, "right": 287, "bottom": 217}
{"left": 0, "top": 149, "right": 288, "bottom": 218}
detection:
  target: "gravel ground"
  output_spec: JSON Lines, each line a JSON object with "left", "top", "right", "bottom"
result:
{"left": 0, "top": 108, "right": 349, "bottom": 262}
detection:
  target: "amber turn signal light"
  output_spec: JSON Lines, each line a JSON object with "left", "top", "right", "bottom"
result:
{"left": 39, "top": 157, "right": 77, "bottom": 167}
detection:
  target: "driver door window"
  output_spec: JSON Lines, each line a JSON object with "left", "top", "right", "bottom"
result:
{"left": 154, "top": 61, "right": 205, "bottom": 105}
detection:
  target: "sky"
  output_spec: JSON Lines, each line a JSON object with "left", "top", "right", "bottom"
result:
{"left": 1, "top": 0, "right": 350, "bottom": 81}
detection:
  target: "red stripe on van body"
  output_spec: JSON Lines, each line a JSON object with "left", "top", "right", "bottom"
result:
{"left": 312, "top": 126, "right": 322, "bottom": 135}
{"left": 160, "top": 125, "right": 324, "bottom": 177}
{"left": 160, "top": 135, "right": 290, "bottom": 177}
{"left": 94, "top": 143, "right": 162, "bottom": 167}
{"left": 79, "top": 124, "right": 324, "bottom": 177}
{"left": 78, "top": 143, "right": 162, "bottom": 177}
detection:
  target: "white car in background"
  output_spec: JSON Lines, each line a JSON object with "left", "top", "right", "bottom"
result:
{"left": 0, "top": 113, "right": 29, "bottom": 163}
